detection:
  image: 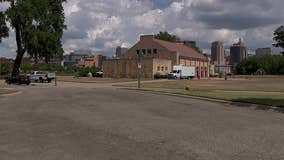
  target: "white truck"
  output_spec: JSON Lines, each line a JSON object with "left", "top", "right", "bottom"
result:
{"left": 168, "top": 65, "right": 196, "bottom": 79}
{"left": 28, "top": 71, "right": 56, "bottom": 83}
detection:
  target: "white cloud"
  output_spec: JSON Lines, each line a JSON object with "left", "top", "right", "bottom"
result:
{"left": 1, "top": 0, "right": 284, "bottom": 58}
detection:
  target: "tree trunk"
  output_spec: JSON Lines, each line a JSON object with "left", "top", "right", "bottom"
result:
{"left": 11, "top": 23, "right": 25, "bottom": 77}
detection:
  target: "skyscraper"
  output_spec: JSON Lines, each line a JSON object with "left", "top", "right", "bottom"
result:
{"left": 230, "top": 38, "right": 248, "bottom": 65}
{"left": 211, "top": 41, "right": 225, "bottom": 65}
{"left": 116, "top": 46, "right": 128, "bottom": 58}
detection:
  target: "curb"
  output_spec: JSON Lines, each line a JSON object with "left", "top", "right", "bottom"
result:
{"left": 119, "top": 88, "right": 284, "bottom": 112}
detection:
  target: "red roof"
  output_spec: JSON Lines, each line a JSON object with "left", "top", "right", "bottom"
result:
{"left": 153, "top": 39, "right": 206, "bottom": 60}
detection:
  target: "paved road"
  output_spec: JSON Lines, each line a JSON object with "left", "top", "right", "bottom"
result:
{"left": 1, "top": 82, "right": 284, "bottom": 160}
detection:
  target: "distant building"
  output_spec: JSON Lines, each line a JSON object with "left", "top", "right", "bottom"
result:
{"left": 256, "top": 48, "right": 272, "bottom": 56}
{"left": 103, "top": 35, "right": 210, "bottom": 79}
{"left": 211, "top": 41, "right": 225, "bottom": 65}
{"left": 0, "top": 57, "right": 14, "bottom": 64}
{"left": 62, "top": 52, "right": 92, "bottom": 67}
{"left": 116, "top": 46, "right": 128, "bottom": 58}
{"left": 230, "top": 38, "right": 248, "bottom": 65}
{"left": 77, "top": 54, "right": 107, "bottom": 68}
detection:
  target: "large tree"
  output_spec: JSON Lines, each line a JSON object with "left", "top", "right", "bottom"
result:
{"left": 273, "top": 25, "right": 284, "bottom": 56}
{"left": 0, "top": 0, "right": 66, "bottom": 76}
{"left": 155, "top": 31, "right": 180, "bottom": 42}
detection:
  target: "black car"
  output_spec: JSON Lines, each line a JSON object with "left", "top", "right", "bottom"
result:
{"left": 5, "top": 75, "right": 31, "bottom": 85}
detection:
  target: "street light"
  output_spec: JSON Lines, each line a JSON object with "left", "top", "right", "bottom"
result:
{"left": 137, "top": 51, "right": 142, "bottom": 89}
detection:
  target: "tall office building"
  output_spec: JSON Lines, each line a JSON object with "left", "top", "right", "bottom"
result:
{"left": 211, "top": 41, "right": 225, "bottom": 65}
{"left": 116, "top": 46, "right": 128, "bottom": 58}
{"left": 230, "top": 38, "right": 248, "bottom": 65}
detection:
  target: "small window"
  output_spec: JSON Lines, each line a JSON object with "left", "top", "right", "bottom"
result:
{"left": 147, "top": 49, "right": 152, "bottom": 54}
{"left": 142, "top": 49, "right": 146, "bottom": 55}
{"left": 153, "top": 49, "right": 157, "bottom": 54}
{"left": 161, "top": 66, "right": 164, "bottom": 71}
{"left": 157, "top": 66, "right": 160, "bottom": 71}
{"left": 136, "top": 50, "right": 140, "bottom": 55}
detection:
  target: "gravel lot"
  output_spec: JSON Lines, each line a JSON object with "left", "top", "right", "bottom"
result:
{"left": 0, "top": 82, "right": 284, "bottom": 160}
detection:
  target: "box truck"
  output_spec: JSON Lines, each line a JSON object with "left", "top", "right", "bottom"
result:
{"left": 168, "top": 65, "right": 195, "bottom": 79}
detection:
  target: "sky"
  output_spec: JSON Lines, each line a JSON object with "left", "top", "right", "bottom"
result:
{"left": 1, "top": 0, "right": 284, "bottom": 58}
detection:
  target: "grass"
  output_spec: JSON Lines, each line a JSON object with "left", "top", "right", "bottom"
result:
{"left": 175, "top": 90, "right": 284, "bottom": 107}
{"left": 57, "top": 76, "right": 137, "bottom": 83}
{"left": 122, "top": 76, "right": 284, "bottom": 107}
{"left": 0, "top": 89, "right": 17, "bottom": 95}
{"left": 125, "top": 76, "right": 284, "bottom": 92}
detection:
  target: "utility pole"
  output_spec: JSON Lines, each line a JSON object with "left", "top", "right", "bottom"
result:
{"left": 137, "top": 51, "right": 142, "bottom": 89}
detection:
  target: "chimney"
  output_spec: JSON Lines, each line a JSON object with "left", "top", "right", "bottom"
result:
{"left": 140, "top": 35, "right": 154, "bottom": 41}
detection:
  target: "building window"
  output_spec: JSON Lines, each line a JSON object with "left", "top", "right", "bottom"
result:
{"left": 165, "top": 67, "right": 168, "bottom": 71}
{"left": 136, "top": 50, "right": 140, "bottom": 55}
{"left": 157, "top": 66, "right": 160, "bottom": 71}
{"left": 161, "top": 66, "right": 164, "bottom": 71}
{"left": 153, "top": 49, "right": 157, "bottom": 54}
{"left": 142, "top": 49, "right": 146, "bottom": 55}
{"left": 147, "top": 49, "right": 152, "bottom": 54}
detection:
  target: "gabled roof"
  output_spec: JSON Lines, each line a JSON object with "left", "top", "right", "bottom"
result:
{"left": 153, "top": 39, "right": 206, "bottom": 60}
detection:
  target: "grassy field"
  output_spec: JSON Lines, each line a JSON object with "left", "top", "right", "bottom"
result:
{"left": 0, "top": 89, "right": 17, "bottom": 95}
{"left": 129, "top": 76, "right": 284, "bottom": 92}
{"left": 57, "top": 76, "right": 137, "bottom": 83}
{"left": 122, "top": 76, "right": 284, "bottom": 107}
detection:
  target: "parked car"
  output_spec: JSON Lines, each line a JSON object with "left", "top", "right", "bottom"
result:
{"left": 95, "top": 71, "right": 103, "bottom": 77}
{"left": 27, "top": 71, "right": 56, "bottom": 83}
{"left": 5, "top": 75, "right": 31, "bottom": 85}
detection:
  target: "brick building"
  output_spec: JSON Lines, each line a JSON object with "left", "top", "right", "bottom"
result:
{"left": 78, "top": 55, "right": 106, "bottom": 68}
{"left": 103, "top": 35, "right": 209, "bottom": 79}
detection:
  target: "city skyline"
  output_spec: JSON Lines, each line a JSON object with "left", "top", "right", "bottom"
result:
{"left": 1, "top": 0, "right": 284, "bottom": 58}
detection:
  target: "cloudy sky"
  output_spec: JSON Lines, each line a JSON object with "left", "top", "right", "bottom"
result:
{"left": 1, "top": 0, "right": 284, "bottom": 58}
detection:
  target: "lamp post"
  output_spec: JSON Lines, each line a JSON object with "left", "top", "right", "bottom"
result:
{"left": 137, "top": 51, "right": 142, "bottom": 89}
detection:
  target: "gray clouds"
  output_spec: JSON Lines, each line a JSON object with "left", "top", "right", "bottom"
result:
{"left": 1, "top": 0, "right": 284, "bottom": 57}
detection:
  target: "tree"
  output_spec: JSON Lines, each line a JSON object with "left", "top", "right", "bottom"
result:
{"left": 0, "top": 0, "right": 66, "bottom": 76}
{"left": 155, "top": 31, "right": 203, "bottom": 53}
{"left": 155, "top": 31, "right": 180, "bottom": 42}
{"left": 273, "top": 25, "right": 284, "bottom": 56}
{"left": 235, "top": 55, "right": 284, "bottom": 75}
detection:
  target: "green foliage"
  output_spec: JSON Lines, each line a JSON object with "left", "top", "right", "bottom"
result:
{"left": 0, "top": 0, "right": 66, "bottom": 76}
{"left": 155, "top": 31, "right": 180, "bottom": 42}
{"left": 235, "top": 55, "right": 284, "bottom": 75}
{"left": 273, "top": 26, "right": 284, "bottom": 49}
{"left": 76, "top": 67, "right": 98, "bottom": 77}
{"left": 0, "top": 63, "right": 12, "bottom": 76}
{"left": 191, "top": 45, "right": 203, "bottom": 53}
{"left": 155, "top": 31, "right": 203, "bottom": 53}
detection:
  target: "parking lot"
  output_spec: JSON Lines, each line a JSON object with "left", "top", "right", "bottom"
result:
{"left": 1, "top": 81, "right": 284, "bottom": 160}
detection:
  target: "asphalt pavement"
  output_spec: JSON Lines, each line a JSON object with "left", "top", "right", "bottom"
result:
{"left": 0, "top": 81, "right": 284, "bottom": 160}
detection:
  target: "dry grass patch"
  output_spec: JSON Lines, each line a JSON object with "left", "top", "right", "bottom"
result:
{"left": 0, "top": 89, "right": 17, "bottom": 95}
{"left": 129, "top": 76, "right": 284, "bottom": 92}
{"left": 125, "top": 76, "right": 284, "bottom": 107}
